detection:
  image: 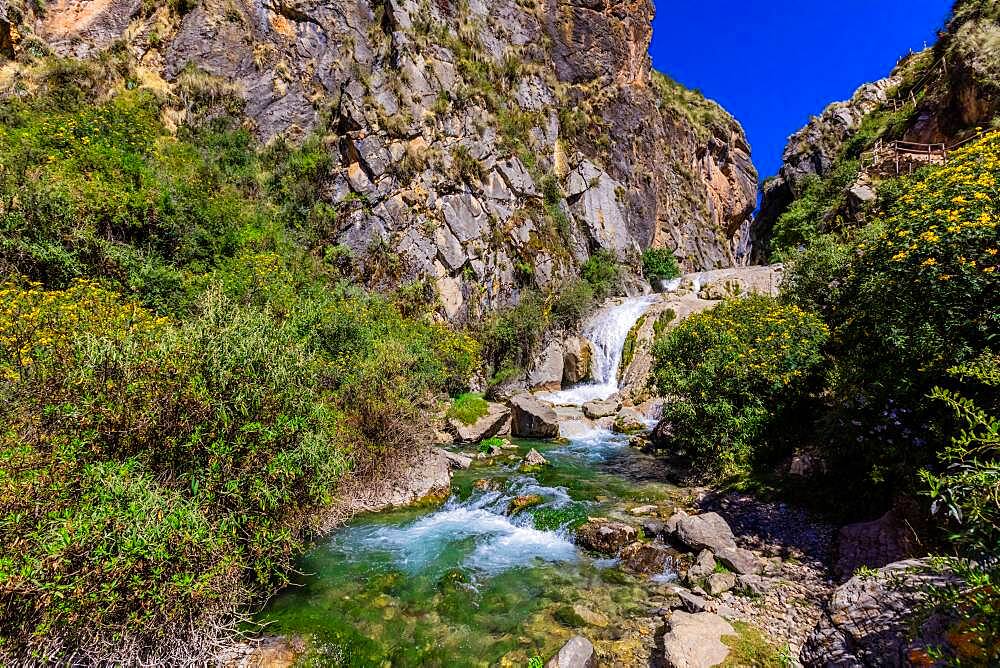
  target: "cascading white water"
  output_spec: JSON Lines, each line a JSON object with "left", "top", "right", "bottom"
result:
{"left": 540, "top": 295, "right": 659, "bottom": 406}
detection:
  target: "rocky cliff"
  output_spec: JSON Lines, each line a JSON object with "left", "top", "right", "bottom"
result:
{"left": 753, "top": 0, "right": 1000, "bottom": 261}
{"left": 1, "top": 0, "right": 757, "bottom": 321}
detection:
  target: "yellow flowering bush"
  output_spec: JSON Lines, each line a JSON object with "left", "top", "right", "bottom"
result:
{"left": 652, "top": 295, "right": 829, "bottom": 477}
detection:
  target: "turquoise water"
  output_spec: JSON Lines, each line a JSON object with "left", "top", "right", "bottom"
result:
{"left": 258, "top": 431, "right": 681, "bottom": 667}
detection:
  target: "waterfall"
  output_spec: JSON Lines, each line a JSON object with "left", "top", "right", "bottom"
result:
{"left": 540, "top": 295, "right": 659, "bottom": 406}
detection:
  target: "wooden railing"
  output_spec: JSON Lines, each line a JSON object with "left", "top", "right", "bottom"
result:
{"left": 861, "top": 131, "right": 988, "bottom": 175}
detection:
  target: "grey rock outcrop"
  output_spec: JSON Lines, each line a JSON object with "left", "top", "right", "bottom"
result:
{"left": 753, "top": 76, "right": 899, "bottom": 261}
{"left": 10, "top": 0, "right": 759, "bottom": 325}
{"left": 510, "top": 395, "right": 559, "bottom": 438}
{"left": 800, "top": 558, "right": 959, "bottom": 667}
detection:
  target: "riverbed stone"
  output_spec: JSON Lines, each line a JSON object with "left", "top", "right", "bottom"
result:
{"left": 629, "top": 504, "right": 658, "bottom": 516}
{"left": 448, "top": 402, "right": 511, "bottom": 444}
{"left": 544, "top": 635, "right": 596, "bottom": 668}
{"left": 662, "top": 611, "right": 735, "bottom": 668}
{"left": 582, "top": 398, "right": 620, "bottom": 419}
{"left": 576, "top": 520, "right": 638, "bottom": 555}
{"left": 612, "top": 407, "right": 648, "bottom": 434}
{"left": 556, "top": 604, "right": 610, "bottom": 629}
{"left": 675, "top": 512, "right": 738, "bottom": 553}
{"left": 510, "top": 394, "right": 559, "bottom": 438}
{"left": 509, "top": 494, "right": 544, "bottom": 513}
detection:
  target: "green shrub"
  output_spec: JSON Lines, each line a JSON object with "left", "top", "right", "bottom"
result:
{"left": 641, "top": 248, "right": 681, "bottom": 282}
{"left": 581, "top": 249, "right": 621, "bottom": 299}
{"left": 448, "top": 392, "right": 489, "bottom": 426}
{"left": 652, "top": 295, "right": 829, "bottom": 477}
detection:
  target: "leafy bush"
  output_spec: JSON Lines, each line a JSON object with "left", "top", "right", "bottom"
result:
{"left": 920, "top": 354, "right": 999, "bottom": 664}
{"left": 0, "top": 71, "right": 481, "bottom": 662}
{"left": 641, "top": 248, "right": 681, "bottom": 282}
{"left": 652, "top": 296, "right": 829, "bottom": 477}
{"left": 448, "top": 392, "right": 489, "bottom": 425}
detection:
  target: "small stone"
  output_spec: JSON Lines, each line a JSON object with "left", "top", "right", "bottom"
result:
{"left": 629, "top": 504, "right": 658, "bottom": 516}
{"left": 556, "top": 604, "right": 609, "bottom": 628}
{"left": 705, "top": 572, "right": 737, "bottom": 596}
{"left": 520, "top": 448, "right": 549, "bottom": 470}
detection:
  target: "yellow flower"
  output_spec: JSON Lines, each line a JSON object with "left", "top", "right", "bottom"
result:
{"left": 921, "top": 258, "right": 938, "bottom": 267}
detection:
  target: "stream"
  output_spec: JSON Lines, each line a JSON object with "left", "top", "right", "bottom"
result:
{"left": 257, "top": 298, "right": 681, "bottom": 666}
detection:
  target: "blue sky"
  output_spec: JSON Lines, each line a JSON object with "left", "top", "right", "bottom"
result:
{"left": 649, "top": 0, "right": 954, "bottom": 179}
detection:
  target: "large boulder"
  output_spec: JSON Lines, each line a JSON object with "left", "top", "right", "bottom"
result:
{"left": 661, "top": 611, "right": 735, "bottom": 668}
{"left": 562, "top": 336, "right": 593, "bottom": 385}
{"left": 612, "top": 407, "right": 648, "bottom": 434}
{"left": 449, "top": 402, "right": 511, "bottom": 444}
{"left": 800, "top": 559, "right": 959, "bottom": 667}
{"left": 675, "top": 513, "right": 738, "bottom": 554}
{"left": 434, "top": 447, "right": 472, "bottom": 470}
{"left": 576, "top": 520, "right": 638, "bottom": 555}
{"left": 510, "top": 394, "right": 560, "bottom": 438}
{"left": 545, "top": 635, "right": 596, "bottom": 668}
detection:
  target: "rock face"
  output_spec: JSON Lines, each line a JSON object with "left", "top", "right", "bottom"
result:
{"left": 661, "top": 611, "right": 734, "bottom": 668}
{"left": 752, "top": 76, "right": 898, "bottom": 261}
{"left": 510, "top": 395, "right": 559, "bottom": 438}
{"left": 353, "top": 448, "right": 452, "bottom": 512}
{"left": 449, "top": 402, "right": 511, "bottom": 444}
{"left": 8, "top": 0, "right": 758, "bottom": 324}
{"left": 800, "top": 559, "right": 958, "bottom": 667}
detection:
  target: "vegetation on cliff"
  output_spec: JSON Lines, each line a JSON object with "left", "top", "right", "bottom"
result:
{"left": 0, "top": 62, "right": 480, "bottom": 662}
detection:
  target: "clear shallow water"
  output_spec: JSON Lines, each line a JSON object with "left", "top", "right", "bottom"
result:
{"left": 257, "top": 429, "right": 681, "bottom": 667}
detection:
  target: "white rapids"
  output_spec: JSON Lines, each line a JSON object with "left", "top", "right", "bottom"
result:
{"left": 540, "top": 294, "right": 659, "bottom": 406}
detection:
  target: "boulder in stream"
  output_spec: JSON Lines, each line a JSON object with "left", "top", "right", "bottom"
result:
{"left": 510, "top": 394, "right": 559, "bottom": 438}
{"left": 715, "top": 546, "right": 763, "bottom": 576}
{"left": 612, "top": 407, "right": 649, "bottom": 434}
{"left": 520, "top": 448, "right": 549, "bottom": 471}
{"left": 620, "top": 541, "right": 673, "bottom": 575}
{"left": 686, "top": 549, "right": 717, "bottom": 581}
{"left": 576, "top": 520, "right": 638, "bottom": 555}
